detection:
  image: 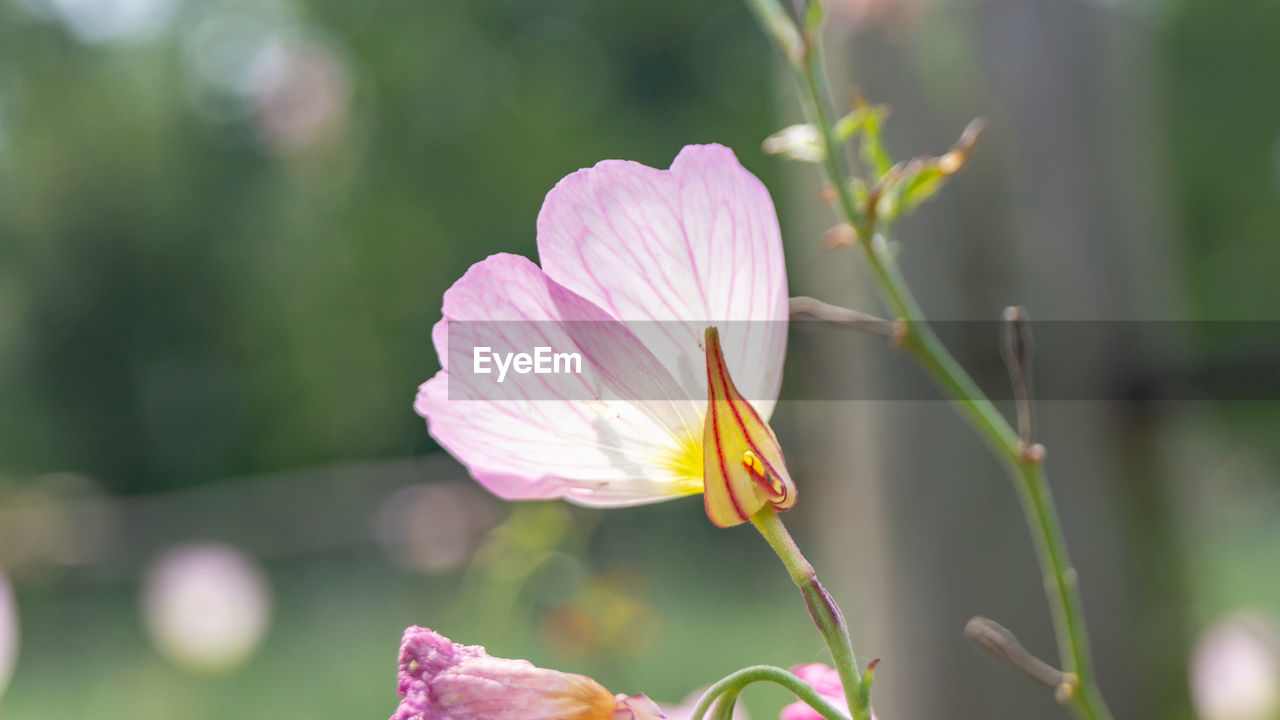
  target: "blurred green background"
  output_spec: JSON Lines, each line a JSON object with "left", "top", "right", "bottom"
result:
{"left": 0, "top": 0, "right": 1278, "bottom": 718}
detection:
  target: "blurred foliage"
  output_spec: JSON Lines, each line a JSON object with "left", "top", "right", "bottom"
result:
{"left": 1164, "top": 0, "right": 1280, "bottom": 500}
{"left": 0, "top": 0, "right": 779, "bottom": 493}
{"left": 1166, "top": 0, "right": 1280, "bottom": 322}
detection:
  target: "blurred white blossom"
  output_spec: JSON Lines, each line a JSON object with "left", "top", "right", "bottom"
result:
{"left": 141, "top": 543, "right": 271, "bottom": 673}
{"left": 1190, "top": 612, "right": 1280, "bottom": 720}
{"left": 762, "top": 124, "right": 823, "bottom": 163}
{"left": 18, "top": 0, "right": 180, "bottom": 44}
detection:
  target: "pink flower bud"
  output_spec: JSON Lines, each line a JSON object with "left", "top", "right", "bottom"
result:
{"left": 392, "top": 626, "right": 662, "bottom": 720}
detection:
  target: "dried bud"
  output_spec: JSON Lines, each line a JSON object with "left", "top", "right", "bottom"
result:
{"left": 964, "top": 616, "right": 1065, "bottom": 690}
{"left": 823, "top": 224, "right": 857, "bottom": 249}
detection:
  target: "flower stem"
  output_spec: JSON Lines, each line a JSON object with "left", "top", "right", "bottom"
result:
{"left": 691, "top": 665, "right": 850, "bottom": 720}
{"left": 743, "top": 1, "right": 1113, "bottom": 718}
{"left": 751, "top": 507, "right": 871, "bottom": 720}
{"left": 708, "top": 690, "right": 742, "bottom": 720}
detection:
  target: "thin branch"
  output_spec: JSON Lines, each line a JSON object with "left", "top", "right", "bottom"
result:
{"left": 790, "top": 296, "right": 897, "bottom": 337}
{"left": 690, "top": 664, "right": 851, "bottom": 720}
{"left": 965, "top": 616, "right": 1066, "bottom": 691}
{"left": 1001, "top": 306, "right": 1035, "bottom": 446}
{"left": 746, "top": 1, "right": 1112, "bottom": 716}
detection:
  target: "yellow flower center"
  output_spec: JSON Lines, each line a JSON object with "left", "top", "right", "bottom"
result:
{"left": 658, "top": 428, "right": 705, "bottom": 496}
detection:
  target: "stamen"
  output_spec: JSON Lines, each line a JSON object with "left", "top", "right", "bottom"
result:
{"left": 743, "top": 450, "right": 784, "bottom": 495}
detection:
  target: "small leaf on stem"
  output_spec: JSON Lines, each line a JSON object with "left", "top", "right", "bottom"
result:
{"left": 964, "top": 616, "right": 1066, "bottom": 690}
{"left": 1001, "top": 305, "right": 1035, "bottom": 446}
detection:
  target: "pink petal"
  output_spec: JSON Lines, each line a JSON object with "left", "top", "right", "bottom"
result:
{"left": 536, "top": 144, "right": 788, "bottom": 418}
{"left": 788, "top": 663, "right": 845, "bottom": 700}
{"left": 779, "top": 664, "right": 847, "bottom": 720}
{"left": 416, "top": 253, "right": 704, "bottom": 507}
{"left": 778, "top": 663, "right": 877, "bottom": 720}
{"left": 393, "top": 626, "right": 616, "bottom": 720}
{"left": 613, "top": 694, "right": 669, "bottom": 720}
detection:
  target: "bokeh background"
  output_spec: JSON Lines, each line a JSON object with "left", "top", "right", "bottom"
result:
{"left": 0, "top": 0, "right": 1277, "bottom": 718}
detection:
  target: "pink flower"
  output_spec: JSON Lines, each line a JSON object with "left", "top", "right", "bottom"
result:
{"left": 0, "top": 570, "right": 17, "bottom": 700}
{"left": 780, "top": 663, "right": 877, "bottom": 720}
{"left": 415, "top": 145, "right": 792, "bottom": 526}
{"left": 391, "top": 626, "right": 664, "bottom": 720}
{"left": 615, "top": 694, "right": 669, "bottom": 720}
{"left": 1189, "top": 613, "right": 1280, "bottom": 720}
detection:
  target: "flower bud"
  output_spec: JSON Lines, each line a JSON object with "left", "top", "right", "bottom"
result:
{"left": 702, "top": 327, "right": 797, "bottom": 527}
{"left": 392, "top": 626, "right": 664, "bottom": 720}
{"left": 762, "top": 124, "right": 824, "bottom": 163}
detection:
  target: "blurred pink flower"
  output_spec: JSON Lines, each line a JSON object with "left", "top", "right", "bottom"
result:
{"left": 415, "top": 145, "right": 790, "bottom": 522}
{"left": 825, "top": 0, "right": 933, "bottom": 30}
{"left": 780, "top": 663, "right": 876, "bottom": 720}
{"left": 392, "top": 626, "right": 665, "bottom": 720}
{"left": 1190, "top": 612, "right": 1280, "bottom": 720}
{"left": 141, "top": 542, "right": 271, "bottom": 673}
{"left": 249, "top": 38, "right": 351, "bottom": 155}
{"left": 0, "top": 569, "right": 17, "bottom": 700}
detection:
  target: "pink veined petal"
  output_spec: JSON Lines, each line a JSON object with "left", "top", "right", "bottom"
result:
{"left": 536, "top": 144, "right": 788, "bottom": 418}
{"left": 416, "top": 253, "right": 704, "bottom": 507}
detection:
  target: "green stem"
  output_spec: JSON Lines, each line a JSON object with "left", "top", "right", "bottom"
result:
{"left": 708, "top": 689, "right": 742, "bottom": 720}
{"left": 846, "top": 119, "right": 1112, "bottom": 720}
{"left": 744, "top": 1, "right": 1113, "bottom": 718}
{"left": 752, "top": 507, "right": 870, "bottom": 720}
{"left": 690, "top": 665, "right": 850, "bottom": 720}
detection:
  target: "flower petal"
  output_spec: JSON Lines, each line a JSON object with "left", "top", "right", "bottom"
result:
{"left": 613, "top": 694, "right": 668, "bottom": 720}
{"left": 780, "top": 664, "right": 879, "bottom": 720}
{"left": 779, "top": 664, "right": 845, "bottom": 720}
{"left": 536, "top": 144, "right": 788, "bottom": 417}
{"left": 702, "top": 326, "right": 796, "bottom": 528}
{"left": 0, "top": 570, "right": 16, "bottom": 701}
{"left": 416, "top": 253, "right": 704, "bottom": 507}
{"left": 394, "top": 626, "right": 616, "bottom": 720}
{"left": 788, "top": 664, "right": 845, "bottom": 702}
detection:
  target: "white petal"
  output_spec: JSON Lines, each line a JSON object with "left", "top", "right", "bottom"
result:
{"left": 536, "top": 144, "right": 789, "bottom": 417}
{"left": 416, "top": 254, "right": 703, "bottom": 507}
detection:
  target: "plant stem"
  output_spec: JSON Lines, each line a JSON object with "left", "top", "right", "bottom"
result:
{"left": 751, "top": 507, "right": 870, "bottom": 720}
{"left": 691, "top": 665, "right": 850, "bottom": 720}
{"left": 867, "top": 238, "right": 1108, "bottom": 720}
{"left": 708, "top": 690, "right": 742, "bottom": 720}
{"left": 844, "top": 111, "right": 1112, "bottom": 720}
{"left": 744, "top": 1, "right": 1113, "bottom": 718}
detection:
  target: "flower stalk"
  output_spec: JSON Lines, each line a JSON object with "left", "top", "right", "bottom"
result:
{"left": 751, "top": 506, "right": 871, "bottom": 720}
{"left": 691, "top": 664, "right": 850, "bottom": 720}
{"left": 743, "top": 1, "right": 1113, "bottom": 718}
